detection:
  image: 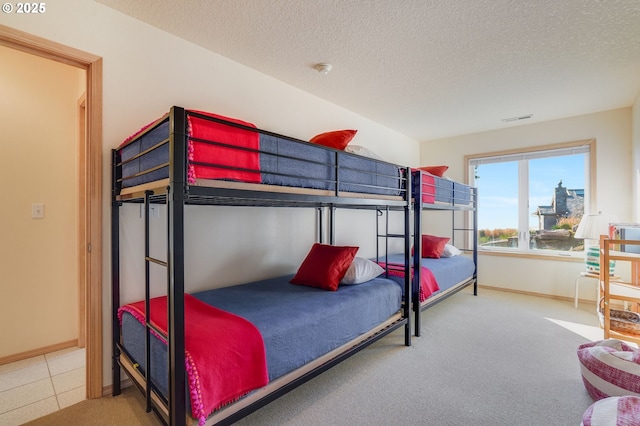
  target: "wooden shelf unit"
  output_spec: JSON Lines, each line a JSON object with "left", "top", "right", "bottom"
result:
{"left": 599, "top": 235, "right": 640, "bottom": 345}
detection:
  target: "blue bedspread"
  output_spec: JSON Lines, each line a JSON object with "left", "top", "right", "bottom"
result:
{"left": 378, "top": 253, "right": 475, "bottom": 297}
{"left": 120, "top": 274, "right": 402, "bottom": 399}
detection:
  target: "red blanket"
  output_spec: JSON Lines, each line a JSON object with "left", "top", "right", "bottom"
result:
{"left": 378, "top": 262, "right": 440, "bottom": 302}
{"left": 187, "top": 110, "right": 260, "bottom": 184}
{"left": 412, "top": 169, "right": 436, "bottom": 204}
{"left": 118, "top": 294, "right": 268, "bottom": 425}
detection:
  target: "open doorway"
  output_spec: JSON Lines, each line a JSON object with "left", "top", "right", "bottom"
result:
{"left": 0, "top": 25, "right": 103, "bottom": 400}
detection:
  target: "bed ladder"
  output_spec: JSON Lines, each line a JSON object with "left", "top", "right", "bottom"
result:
{"left": 141, "top": 191, "right": 170, "bottom": 419}
{"left": 375, "top": 205, "right": 412, "bottom": 346}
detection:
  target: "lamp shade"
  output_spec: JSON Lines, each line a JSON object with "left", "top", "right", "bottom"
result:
{"left": 575, "top": 213, "right": 608, "bottom": 241}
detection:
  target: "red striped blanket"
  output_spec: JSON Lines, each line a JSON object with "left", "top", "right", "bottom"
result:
{"left": 187, "top": 110, "right": 260, "bottom": 184}
{"left": 378, "top": 262, "right": 440, "bottom": 302}
{"left": 118, "top": 294, "right": 268, "bottom": 425}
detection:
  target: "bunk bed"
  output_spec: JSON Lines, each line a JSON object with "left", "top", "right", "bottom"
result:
{"left": 410, "top": 168, "right": 478, "bottom": 336}
{"left": 375, "top": 168, "right": 478, "bottom": 336}
{"left": 111, "top": 106, "right": 412, "bottom": 426}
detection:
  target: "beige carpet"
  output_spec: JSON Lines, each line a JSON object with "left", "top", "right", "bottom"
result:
{"left": 24, "top": 288, "right": 603, "bottom": 426}
{"left": 23, "top": 385, "right": 158, "bottom": 426}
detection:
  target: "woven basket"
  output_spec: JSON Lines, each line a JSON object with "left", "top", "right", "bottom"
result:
{"left": 598, "top": 300, "right": 640, "bottom": 336}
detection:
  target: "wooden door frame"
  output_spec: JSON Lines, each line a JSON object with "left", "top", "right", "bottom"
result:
{"left": 0, "top": 24, "right": 104, "bottom": 399}
{"left": 78, "top": 94, "right": 87, "bottom": 349}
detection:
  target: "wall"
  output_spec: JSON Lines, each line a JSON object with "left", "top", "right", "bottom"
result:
{"left": 633, "top": 91, "right": 640, "bottom": 221}
{"left": 420, "top": 108, "right": 633, "bottom": 299}
{"left": 0, "top": 45, "right": 85, "bottom": 357}
{"left": 1, "top": 0, "right": 419, "bottom": 385}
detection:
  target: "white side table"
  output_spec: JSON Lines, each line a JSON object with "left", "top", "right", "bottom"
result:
{"left": 574, "top": 271, "right": 620, "bottom": 308}
{"left": 575, "top": 272, "right": 599, "bottom": 308}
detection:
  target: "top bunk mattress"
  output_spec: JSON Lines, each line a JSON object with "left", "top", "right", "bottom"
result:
{"left": 115, "top": 108, "right": 407, "bottom": 199}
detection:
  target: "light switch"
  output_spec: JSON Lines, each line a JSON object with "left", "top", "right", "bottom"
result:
{"left": 32, "top": 203, "right": 44, "bottom": 219}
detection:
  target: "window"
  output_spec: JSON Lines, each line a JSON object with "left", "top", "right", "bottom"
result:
{"left": 467, "top": 140, "right": 593, "bottom": 254}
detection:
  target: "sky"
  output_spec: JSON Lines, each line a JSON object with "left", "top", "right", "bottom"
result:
{"left": 474, "top": 154, "right": 585, "bottom": 231}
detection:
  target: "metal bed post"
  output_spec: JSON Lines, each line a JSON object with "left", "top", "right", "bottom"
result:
{"left": 143, "top": 191, "right": 154, "bottom": 414}
{"left": 317, "top": 207, "right": 324, "bottom": 244}
{"left": 375, "top": 209, "right": 379, "bottom": 267}
{"left": 472, "top": 187, "right": 478, "bottom": 295}
{"left": 329, "top": 205, "right": 336, "bottom": 245}
{"left": 412, "top": 174, "right": 423, "bottom": 337}
{"left": 168, "top": 106, "right": 187, "bottom": 426}
{"left": 384, "top": 206, "right": 389, "bottom": 260}
{"left": 404, "top": 171, "right": 412, "bottom": 346}
{"left": 111, "top": 149, "right": 122, "bottom": 396}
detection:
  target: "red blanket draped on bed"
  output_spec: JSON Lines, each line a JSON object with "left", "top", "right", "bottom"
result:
{"left": 419, "top": 172, "right": 436, "bottom": 204}
{"left": 187, "top": 110, "right": 260, "bottom": 184}
{"left": 378, "top": 262, "right": 440, "bottom": 302}
{"left": 118, "top": 294, "right": 268, "bottom": 426}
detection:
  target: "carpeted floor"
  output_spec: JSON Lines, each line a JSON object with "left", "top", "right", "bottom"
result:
{"left": 24, "top": 287, "right": 603, "bottom": 425}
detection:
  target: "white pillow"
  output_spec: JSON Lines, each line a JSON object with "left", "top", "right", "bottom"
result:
{"left": 441, "top": 244, "right": 462, "bottom": 258}
{"left": 344, "top": 144, "right": 384, "bottom": 161}
{"left": 341, "top": 257, "right": 385, "bottom": 285}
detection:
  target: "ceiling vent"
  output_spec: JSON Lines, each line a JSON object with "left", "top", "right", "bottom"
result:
{"left": 502, "top": 114, "right": 533, "bottom": 123}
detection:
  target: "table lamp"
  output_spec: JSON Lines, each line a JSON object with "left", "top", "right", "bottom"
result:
{"left": 575, "top": 212, "right": 615, "bottom": 274}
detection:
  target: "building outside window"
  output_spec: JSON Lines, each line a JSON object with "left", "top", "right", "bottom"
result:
{"left": 467, "top": 140, "right": 593, "bottom": 254}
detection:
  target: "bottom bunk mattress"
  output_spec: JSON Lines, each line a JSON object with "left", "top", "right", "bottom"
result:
{"left": 119, "top": 274, "right": 403, "bottom": 422}
{"left": 377, "top": 253, "right": 475, "bottom": 301}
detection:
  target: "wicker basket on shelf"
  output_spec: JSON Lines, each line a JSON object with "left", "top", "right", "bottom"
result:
{"left": 598, "top": 298, "right": 640, "bottom": 336}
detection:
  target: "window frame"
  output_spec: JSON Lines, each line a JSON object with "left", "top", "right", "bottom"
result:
{"left": 465, "top": 139, "right": 596, "bottom": 258}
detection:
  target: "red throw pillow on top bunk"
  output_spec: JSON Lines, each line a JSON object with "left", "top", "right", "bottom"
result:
{"left": 418, "top": 165, "right": 448, "bottom": 177}
{"left": 310, "top": 129, "right": 357, "bottom": 150}
{"left": 290, "top": 243, "right": 359, "bottom": 291}
{"left": 418, "top": 235, "right": 450, "bottom": 259}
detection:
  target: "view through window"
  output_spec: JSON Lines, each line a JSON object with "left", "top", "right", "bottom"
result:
{"left": 468, "top": 142, "right": 591, "bottom": 253}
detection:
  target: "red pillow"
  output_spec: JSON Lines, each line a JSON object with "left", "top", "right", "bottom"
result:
{"left": 310, "top": 129, "right": 357, "bottom": 150}
{"left": 417, "top": 235, "right": 450, "bottom": 259}
{"left": 418, "top": 165, "right": 448, "bottom": 177}
{"left": 290, "top": 243, "right": 359, "bottom": 291}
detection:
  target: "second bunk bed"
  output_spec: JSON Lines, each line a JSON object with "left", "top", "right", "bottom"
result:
{"left": 375, "top": 168, "right": 478, "bottom": 336}
{"left": 111, "top": 107, "right": 413, "bottom": 426}
{"left": 410, "top": 168, "right": 478, "bottom": 336}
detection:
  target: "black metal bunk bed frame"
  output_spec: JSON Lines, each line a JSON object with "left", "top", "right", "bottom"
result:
{"left": 111, "top": 106, "right": 412, "bottom": 426}
{"left": 412, "top": 171, "right": 478, "bottom": 337}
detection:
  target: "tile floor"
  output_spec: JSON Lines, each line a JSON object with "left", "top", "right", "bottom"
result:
{"left": 0, "top": 347, "right": 86, "bottom": 425}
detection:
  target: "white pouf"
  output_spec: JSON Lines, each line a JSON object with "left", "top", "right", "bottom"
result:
{"left": 581, "top": 396, "right": 640, "bottom": 426}
{"left": 577, "top": 339, "right": 640, "bottom": 400}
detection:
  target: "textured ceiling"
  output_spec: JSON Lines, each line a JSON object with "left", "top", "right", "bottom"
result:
{"left": 97, "top": 0, "right": 640, "bottom": 142}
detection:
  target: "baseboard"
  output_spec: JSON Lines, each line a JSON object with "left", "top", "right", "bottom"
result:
{"left": 478, "top": 284, "right": 596, "bottom": 305}
{"left": 0, "top": 339, "right": 79, "bottom": 365}
{"left": 102, "top": 378, "right": 133, "bottom": 397}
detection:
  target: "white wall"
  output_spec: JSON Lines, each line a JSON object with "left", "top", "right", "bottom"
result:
{"left": 0, "top": 45, "right": 85, "bottom": 357}
{"left": 420, "top": 108, "right": 633, "bottom": 298}
{"left": 632, "top": 92, "right": 640, "bottom": 221}
{"left": 2, "top": 0, "right": 419, "bottom": 385}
